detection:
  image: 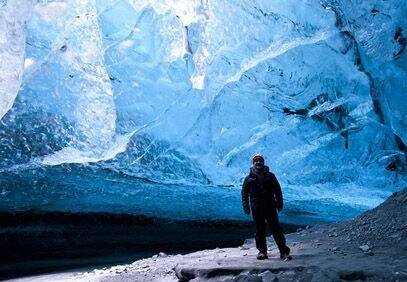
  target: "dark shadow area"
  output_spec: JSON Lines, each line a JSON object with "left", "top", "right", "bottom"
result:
{"left": 0, "top": 210, "right": 302, "bottom": 280}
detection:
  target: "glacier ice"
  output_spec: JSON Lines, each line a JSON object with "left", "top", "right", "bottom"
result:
{"left": 62, "top": 0, "right": 117, "bottom": 149}
{"left": 0, "top": 0, "right": 406, "bottom": 222}
{"left": 0, "top": 0, "right": 30, "bottom": 120}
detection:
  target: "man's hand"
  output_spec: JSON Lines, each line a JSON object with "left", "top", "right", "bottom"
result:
{"left": 244, "top": 208, "right": 250, "bottom": 215}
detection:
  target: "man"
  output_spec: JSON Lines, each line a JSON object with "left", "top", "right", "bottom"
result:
{"left": 241, "top": 154, "right": 291, "bottom": 260}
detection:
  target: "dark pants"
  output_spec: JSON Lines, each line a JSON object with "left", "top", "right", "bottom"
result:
{"left": 252, "top": 208, "right": 289, "bottom": 255}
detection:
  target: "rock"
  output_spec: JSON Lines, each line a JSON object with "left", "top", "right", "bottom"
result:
{"left": 173, "top": 264, "right": 185, "bottom": 281}
{"left": 282, "top": 270, "right": 296, "bottom": 276}
{"left": 359, "top": 245, "right": 370, "bottom": 252}
{"left": 259, "top": 270, "right": 278, "bottom": 281}
{"left": 158, "top": 252, "right": 167, "bottom": 257}
{"left": 232, "top": 274, "right": 263, "bottom": 282}
{"left": 339, "top": 270, "right": 367, "bottom": 281}
{"left": 331, "top": 247, "right": 338, "bottom": 251}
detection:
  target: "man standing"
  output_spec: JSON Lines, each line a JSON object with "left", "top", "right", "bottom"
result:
{"left": 241, "top": 154, "right": 291, "bottom": 260}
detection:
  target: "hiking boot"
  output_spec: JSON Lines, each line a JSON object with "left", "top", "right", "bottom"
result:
{"left": 257, "top": 252, "right": 268, "bottom": 260}
{"left": 280, "top": 252, "right": 292, "bottom": 261}
{"left": 280, "top": 246, "right": 292, "bottom": 261}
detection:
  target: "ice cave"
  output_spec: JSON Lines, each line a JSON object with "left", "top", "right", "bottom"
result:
{"left": 0, "top": 0, "right": 406, "bottom": 279}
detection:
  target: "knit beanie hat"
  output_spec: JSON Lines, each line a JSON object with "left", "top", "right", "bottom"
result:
{"left": 252, "top": 154, "right": 264, "bottom": 163}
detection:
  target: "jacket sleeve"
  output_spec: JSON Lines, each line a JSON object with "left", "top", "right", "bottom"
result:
{"left": 272, "top": 174, "right": 283, "bottom": 211}
{"left": 241, "top": 178, "right": 250, "bottom": 214}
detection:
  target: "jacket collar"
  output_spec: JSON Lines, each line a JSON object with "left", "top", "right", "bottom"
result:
{"left": 249, "top": 165, "right": 270, "bottom": 178}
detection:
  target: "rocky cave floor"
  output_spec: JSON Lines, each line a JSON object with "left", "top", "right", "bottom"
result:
{"left": 10, "top": 188, "right": 407, "bottom": 282}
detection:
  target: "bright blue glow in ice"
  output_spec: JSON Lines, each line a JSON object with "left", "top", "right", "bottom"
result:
{"left": 0, "top": 0, "right": 406, "bottom": 223}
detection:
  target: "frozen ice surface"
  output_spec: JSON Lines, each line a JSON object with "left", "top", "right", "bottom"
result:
{"left": 0, "top": 0, "right": 406, "bottom": 222}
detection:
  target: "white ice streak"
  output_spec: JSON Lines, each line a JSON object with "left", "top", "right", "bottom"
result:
{"left": 221, "top": 122, "right": 277, "bottom": 166}
{"left": 41, "top": 131, "right": 135, "bottom": 166}
{"left": 284, "top": 183, "right": 391, "bottom": 209}
{"left": 225, "top": 31, "right": 335, "bottom": 85}
{"left": 307, "top": 97, "right": 347, "bottom": 117}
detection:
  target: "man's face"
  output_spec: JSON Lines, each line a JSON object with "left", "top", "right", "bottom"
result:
{"left": 253, "top": 159, "right": 264, "bottom": 169}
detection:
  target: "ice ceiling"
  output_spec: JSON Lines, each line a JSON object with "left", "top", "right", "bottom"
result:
{"left": 0, "top": 0, "right": 406, "bottom": 201}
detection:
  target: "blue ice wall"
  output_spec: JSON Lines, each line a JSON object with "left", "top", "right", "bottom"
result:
{"left": 0, "top": 0, "right": 406, "bottom": 222}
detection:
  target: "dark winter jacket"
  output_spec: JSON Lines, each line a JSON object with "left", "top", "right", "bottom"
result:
{"left": 241, "top": 166, "right": 283, "bottom": 214}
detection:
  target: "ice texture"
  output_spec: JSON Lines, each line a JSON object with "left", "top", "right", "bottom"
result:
{"left": 0, "top": 0, "right": 406, "bottom": 221}
{"left": 322, "top": 0, "right": 407, "bottom": 154}
{"left": 0, "top": 0, "right": 30, "bottom": 119}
